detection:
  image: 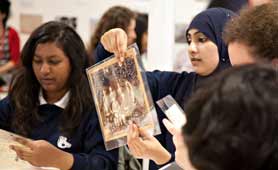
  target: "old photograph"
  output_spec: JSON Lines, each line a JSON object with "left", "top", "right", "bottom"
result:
{"left": 87, "top": 46, "right": 155, "bottom": 146}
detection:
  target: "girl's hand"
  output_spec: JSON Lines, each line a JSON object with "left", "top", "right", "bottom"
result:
{"left": 101, "top": 28, "right": 128, "bottom": 60}
{"left": 10, "top": 137, "right": 73, "bottom": 170}
{"left": 127, "top": 123, "right": 171, "bottom": 165}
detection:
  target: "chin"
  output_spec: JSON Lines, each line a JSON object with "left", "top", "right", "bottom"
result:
{"left": 42, "top": 86, "right": 57, "bottom": 92}
{"left": 230, "top": 60, "right": 237, "bottom": 66}
{"left": 195, "top": 69, "right": 204, "bottom": 75}
{"left": 192, "top": 66, "right": 199, "bottom": 72}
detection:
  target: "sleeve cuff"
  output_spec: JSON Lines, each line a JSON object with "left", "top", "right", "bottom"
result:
{"left": 158, "top": 153, "right": 175, "bottom": 168}
{"left": 71, "top": 154, "right": 85, "bottom": 170}
{"left": 95, "top": 43, "right": 113, "bottom": 63}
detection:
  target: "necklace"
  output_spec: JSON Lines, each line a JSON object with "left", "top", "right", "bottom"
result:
{"left": 0, "top": 27, "right": 7, "bottom": 58}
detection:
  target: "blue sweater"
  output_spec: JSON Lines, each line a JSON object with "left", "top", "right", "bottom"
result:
{"left": 0, "top": 97, "right": 118, "bottom": 170}
{"left": 95, "top": 43, "right": 200, "bottom": 170}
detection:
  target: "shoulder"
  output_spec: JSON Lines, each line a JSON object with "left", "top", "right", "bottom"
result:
{"left": 180, "top": 71, "right": 196, "bottom": 80}
{"left": 0, "top": 96, "right": 13, "bottom": 109}
{"left": 0, "top": 97, "right": 14, "bottom": 126}
{"left": 7, "top": 27, "right": 18, "bottom": 33}
{"left": 7, "top": 27, "right": 19, "bottom": 38}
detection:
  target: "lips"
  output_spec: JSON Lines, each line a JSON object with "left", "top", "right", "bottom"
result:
{"left": 191, "top": 58, "right": 201, "bottom": 62}
{"left": 190, "top": 58, "right": 202, "bottom": 66}
{"left": 40, "top": 78, "right": 55, "bottom": 85}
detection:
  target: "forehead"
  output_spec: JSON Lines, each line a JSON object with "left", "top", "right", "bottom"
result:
{"left": 34, "top": 42, "right": 66, "bottom": 58}
{"left": 228, "top": 41, "right": 256, "bottom": 65}
{"left": 229, "top": 41, "right": 251, "bottom": 54}
{"left": 187, "top": 28, "right": 204, "bottom": 37}
{"left": 188, "top": 28, "right": 198, "bottom": 35}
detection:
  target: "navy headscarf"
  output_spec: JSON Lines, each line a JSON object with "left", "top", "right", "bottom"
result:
{"left": 186, "top": 8, "right": 236, "bottom": 75}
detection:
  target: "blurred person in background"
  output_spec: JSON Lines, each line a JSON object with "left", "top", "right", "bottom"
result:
{"left": 207, "top": 0, "right": 273, "bottom": 11}
{"left": 87, "top": 6, "right": 136, "bottom": 65}
{"left": 135, "top": 13, "right": 149, "bottom": 70}
{"left": 207, "top": 0, "right": 247, "bottom": 13}
{"left": 0, "top": 0, "right": 20, "bottom": 89}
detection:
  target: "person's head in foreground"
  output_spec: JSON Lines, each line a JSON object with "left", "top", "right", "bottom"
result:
{"left": 179, "top": 64, "right": 278, "bottom": 170}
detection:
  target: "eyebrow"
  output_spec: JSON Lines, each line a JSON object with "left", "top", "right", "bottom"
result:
{"left": 33, "top": 54, "right": 58, "bottom": 59}
{"left": 33, "top": 52, "right": 41, "bottom": 56}
{"left": 194, "top": 31, "right": 201, "bottom": 35}
{"left": 187, "top": 31, "right": 202, "bottom": 37}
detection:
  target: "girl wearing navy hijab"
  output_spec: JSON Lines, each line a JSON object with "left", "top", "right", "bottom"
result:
{"left": 95, "top": 8, "right": 236, "bottom": 170}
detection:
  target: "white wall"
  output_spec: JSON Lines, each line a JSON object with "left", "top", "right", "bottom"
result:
{"left": 9, "top": 0, "right": 151, "bottom": 46}
{"left": 8, "top": 0, "right": 208, "bottom": 71}
{"left": 175, "top": 0, "right": 209, "bottom": 23}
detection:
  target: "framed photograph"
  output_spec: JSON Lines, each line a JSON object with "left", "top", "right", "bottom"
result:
{"left": 20, "top": 13, "right": 43, "bottom": 34}
{"left": 55, "top": 16, "right": 77, "bottom": 30}
{"left": 86, "top": 44, "right": 160, "bottom": 150}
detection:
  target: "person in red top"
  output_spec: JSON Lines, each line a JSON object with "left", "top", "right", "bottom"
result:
{"left": 0, "top": 0, "right": 20, "bottom": 87}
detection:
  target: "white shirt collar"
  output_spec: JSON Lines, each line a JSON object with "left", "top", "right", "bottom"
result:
{"left": 39, "top": 89, "right": 70, "bottom": 109}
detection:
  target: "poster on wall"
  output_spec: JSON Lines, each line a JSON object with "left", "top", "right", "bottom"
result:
{"left": 175, "top": 23, "right": 188, "bottom": 43}
{"left": 19, "top": 0, "right": 34, "bottom": 7}
{"left": 55, "top": 16, "right": 78, "bottom": 30}
{"left": 20, "top": 14, "right": 43, "bottom": 34}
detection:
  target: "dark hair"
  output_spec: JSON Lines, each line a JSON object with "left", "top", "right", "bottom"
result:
{"left": 207, "top": 0, "right": 247, "bottom": 13}
{"left": 224, "top": 3, "right": 278, "bottom": 62}
{"left": 135, "top": 13, "right": 148, "bottom": 54}
{"left": 0, "top": 0, "right": 11, "bottom": 26}
{"left": 87, "top": 6, "right": 136, "bottom": 64}
{"left": 10, "top": 21, "right": 94, "bottom": 136}
{"left": 183, "top": 64, "right": 278, "bottom": 170}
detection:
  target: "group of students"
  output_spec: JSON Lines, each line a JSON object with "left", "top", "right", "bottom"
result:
{"left": 0, "top": 1, "right": 277, "bottom": 170}
{"left": 96, "top": 2, "right": 278, "bottom": 170}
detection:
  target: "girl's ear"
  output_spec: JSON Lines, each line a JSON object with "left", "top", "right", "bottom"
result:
{"left": 271, "top": 58, "right": 278, "bottom": 69}
{"left": 0, "top": 12, "right": 7, "bottom": 20}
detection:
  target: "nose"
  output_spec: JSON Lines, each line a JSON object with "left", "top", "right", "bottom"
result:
{"left": 40, "top": 63, "right": 50, "bottom": 75}
{"left": 132, "top": 30, "right": 137, "bottom": 40}
{"left": 188, "top": 41, "right": 198, "bottom": 56}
